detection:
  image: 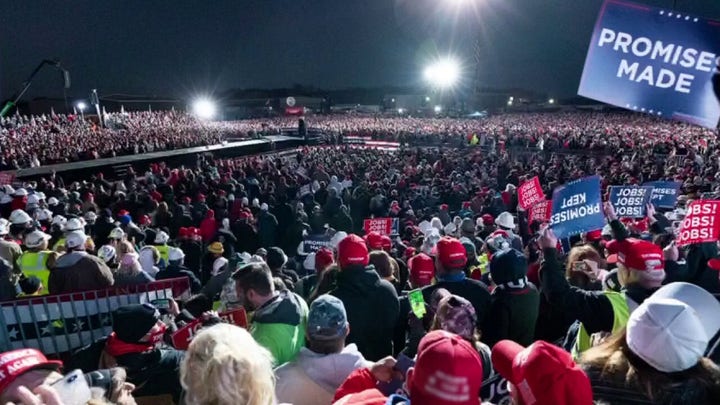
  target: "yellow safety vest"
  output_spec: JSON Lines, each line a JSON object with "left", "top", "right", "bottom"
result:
{"left": 155, "top": 245, "right": 170, "bottom": 263}
{"left": 52, "top": 238, "right": 66, "bottom": 252}
{"left": 572, "top": 291, "right": 630, "bottom": 360}
{"left": 17, "top": 251, "right": 51, "bottom": 296}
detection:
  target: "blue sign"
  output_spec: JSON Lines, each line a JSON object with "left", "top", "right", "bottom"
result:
{"left": 550, "top": 176, "right": 605, "bottom": 239}
{"left": 609, "top": 186, "right": 654, "bottom": 218}
{"left": 302, "top": 234, "right": 333, "bottom": 254}
{"left": 578, "top": 0, "right": 720, "bottom": 128}
{"left": 644, "top": 181, "right": 682, "bottom": 208}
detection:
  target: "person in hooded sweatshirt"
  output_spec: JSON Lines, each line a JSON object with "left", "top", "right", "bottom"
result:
{"left": 199, "top": 209, "right": 217, "bottom": 243}
{"left": 274, "top": 295, "right": 370, "bottom": 405}
{"left": 330, "top": 234, "right": 399, "bottom": 361}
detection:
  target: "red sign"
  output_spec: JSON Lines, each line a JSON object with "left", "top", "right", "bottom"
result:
{"left": 171, "top": 308, "right": 248, "bottom": 350}
{"left": 518, "top": 177, "right": 545, "bottom": 210}
{"left": 0, "top": 172, "right": 15, "bottom": 186}
{"left": 529, "top": 200, "right": 552, "bottom": 223}
{"left": 363, "top": 218, "right": 399, "bottom": 236}
{"left": 676, "top": 200, "right": 720, "bottom": 247}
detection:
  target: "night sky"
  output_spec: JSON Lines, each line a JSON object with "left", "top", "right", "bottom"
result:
{"left": 1, "top": 0, "right": 719, "bottom": 101}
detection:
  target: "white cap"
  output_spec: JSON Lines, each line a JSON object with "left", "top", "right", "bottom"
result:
{"left": 3, "top": 185, "right": 14, "bottom": 195}
{"left": 154, "top": 231, "right": 169, "bottom": 244}
{"left": 601, "top": 224, "right": 612, "bottom": 237}
{"left": 24, "top": 230, "right": 51, "bottom": 249}
{"left": 495, "top": 211, "right": 515, "bottom": 229}
{"left": 13, "top": 188, "right": 27, "bottom": 197}
{"left": 26, "top": 194, "right": 40, "bottom": 205}
{"left": 9, "top": 209, "right": 31, "bottom": 225}
{"left": 241, "top": 197, "right": 249, "bottom": 206}
{"left": 97, "top": 245, "right": 116, "bottom": 263}
{"left": 0, "top": 219, "right": 8, "bottom": 236}
{"left": 443, "top": 222, "right": 457, "bottom": 235}
{"left": 36, "top": 192, "right": 46, "bottom": 201}
{"left": 418, "top": 220, "right": 433, "bottom": 235}
{"left": 252, "top": 198, "right": 260, "bottom": 208}
{"left": 330, "top": 231, "right": 348, "bottom": 249}
{"left": 168, "top": 247, "right": 185, "bottom": 262}
{"left": 303, "top": 253, "right": 316, "bottom": 271}
{"left": 627, "top": 297, "right": 708, "bottom": 373}
{"left": 47, "top": 197, "right": 59, "bottom": 206}
{"left": 65, "top": 230, "right": 88, "bottom": 249}
{"left": 84, "top": 211, "right": 97, "bottom": 222}
{"left": 260, "top": 203, "right": 268, "bottom": 211}
{"left": 36, "top": 209, "right": 53, "bottom": 222}
{"left": 0, "top": 195, "right": 10, "bottom": 204}
{"left": 64, "top": 218, "right": 84, "bottom": 232}
{"left": 51, "top": 215, "right": 67, "bottom": 227}
{"left": 109, "top": 227, "right": 125, "bottom": 240}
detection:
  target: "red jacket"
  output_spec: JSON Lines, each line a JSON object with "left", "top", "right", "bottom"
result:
{"left": 199, "top": 210, "right": 218, "bottom": 242}
{"left": 333, "top": 368, "right": 385, "bottom": 404}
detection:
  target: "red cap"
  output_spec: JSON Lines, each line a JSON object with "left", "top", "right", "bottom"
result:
{"left": 117, "top": 209, "right": 129, "bottom": 217}
{"left": 462, "top": 201, "right": 471, "bottom": 209}
{"left": 333, "top": 388, "right": 387, "bottom": 405}
{"left": 178, "top": 227, "right": 189, "bottom": 238}
{"left": 409, "top": 253, "right": 435, "bottom": 287}
{"left": 0, "top": 349, "right": 62, "bottom": 394}
{"left": 315, "top": 248, "right": 335, "bottom": 272}
{"left": 408, "top": 330, "right": 482, "bottom": 405}
{"left": 181, "top": 196, "right": 191, "bottom": 204}
{"left": 605, "top": 238, "right": 664, "bottom": 272}
{"left": 380, "top": 235, "right": 392, "bottom": 251}
{"left": 364, "top": 232, "right": 383, "bottom": 250}
{"left": 481, "top": 214, "right": 494, "bottom": 226}
{"left": 437, "top": 237, "right": 468, "bottom": 269}
{"left": 139, "top": 215, "right": 151, "bottom": 226}
{"left": 404, "top": 247, "right": 416, "bottom": 259}
{"left": 440, "top": 204, "right": 449, "bottom": 210}
{"left": 585, "top": 230, "right": 602, "bottom": 242}
{"left": 197, "top": 193, "right": 206, "bottom": 201}
{"left": 491, "top": 340, "right": 593, "bottom": 405}
{"left": 708, "top": 258, "right": 720, "bottom": 272}
{"left": 238, "top": 211, "right": 251, "bottom": 220}
{"left": 338, "top": 234, "right": 369, "bottom": 268}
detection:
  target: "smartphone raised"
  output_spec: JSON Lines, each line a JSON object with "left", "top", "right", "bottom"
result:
{"left": 572, "top": 261, "right": 588, "bottom": 272}
{"left": 408, "top": 289, "right": 426, "bottom": 319}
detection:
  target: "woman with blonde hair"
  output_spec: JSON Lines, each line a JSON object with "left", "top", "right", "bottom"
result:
{"left": 180, "top": 324, "right": 276, "bottom": 405}
{"left": 114, "top": 252, "right": 154, "bottom": 287}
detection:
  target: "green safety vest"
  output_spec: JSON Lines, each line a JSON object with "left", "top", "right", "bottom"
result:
{"left": 52, "top": 238, "right": 66, "bottom": 252}
{"left": 572, "top": 291, "right": 630, "bottom": 360}
{"left": 155, "top": 245, "right": 170, "bottom": 263}
{"left": 17, "top": 251, "right": 51, "bottom": 295}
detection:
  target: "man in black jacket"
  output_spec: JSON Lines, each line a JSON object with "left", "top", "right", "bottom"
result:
{"left": 330, "top": 234, "right": 399, "bottom": 361}
{"left": 155, "top": 247, "right": 202, "bottom": 293}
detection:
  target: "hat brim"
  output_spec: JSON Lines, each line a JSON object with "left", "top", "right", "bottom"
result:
{"left": 490, "top": 339, "right": 525, "bottom": 384}
{"left": 649, "top": 282, "right": 720, "bottom": 346}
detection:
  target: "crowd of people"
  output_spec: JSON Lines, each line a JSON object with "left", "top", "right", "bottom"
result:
{"left": 0, "top": 110, "right": 718, "bottom": 404}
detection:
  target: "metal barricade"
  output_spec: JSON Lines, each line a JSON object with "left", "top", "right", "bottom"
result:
{"left": 0, "top": 278, "right": 190, "bottom": 356}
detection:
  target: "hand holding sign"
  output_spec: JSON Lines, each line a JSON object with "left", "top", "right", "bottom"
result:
{"left": 550, "top": 176, "right": 605, "bottom": 238}
{"left": 675, "top": 200, "right": 720, "bottom": 247}
{"left": 608, "top": 186, "right": 654, "bottom": 218}
{"left": 603, "top": 201, "right": 617, "bottom": 221}
{"left": 538, "top": 227, "right": 558, "bottom": 250}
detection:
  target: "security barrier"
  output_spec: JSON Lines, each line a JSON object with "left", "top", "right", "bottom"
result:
{"left": 0, "top": 278, "right": 190, "bottom": 356}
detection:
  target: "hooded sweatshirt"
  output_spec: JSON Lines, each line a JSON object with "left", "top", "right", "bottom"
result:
{"left": 251, "top": 289, "right": 309, "bottom": 366}
{"left": 274, "top": 344, "right": 370, "bottom": 405}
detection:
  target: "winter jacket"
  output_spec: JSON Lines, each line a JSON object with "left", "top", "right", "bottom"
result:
{"left": 251, "top": 290, "right": 308, "bottom": 366}
{"left": 482, "top": 284, "right": 540, "bottom": 348}
{"left": 48, "top": 251, "right": 114, "bottom": 294}
{"left": 331, "top": 265, "right": 400, "bottom": 361}
{"left": 420, "top": 275, "right": 492, "bottom": 329}
{"left": 257, "top": 211, "right": 279, "bottom": 248}
{"left": 274, "top": 344, "right": 370, "bottom": 405}
{"left": 199, "top": 213, "right": 217, "bottom": 242}
{"left": 113, "top": 271, "right": 154, "bottom": 287}
{"left": 155, "top": 263, "right": 202, "bottom": 293}
{"left": 178, "top": 239, "right": 203, "bottom": 276}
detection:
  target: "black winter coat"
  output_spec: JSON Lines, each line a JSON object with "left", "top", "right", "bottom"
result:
{"left": 331, "top": 264, "right": 400, "bottom": 361}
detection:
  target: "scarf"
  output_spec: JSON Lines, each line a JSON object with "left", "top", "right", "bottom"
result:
{"left": 495, "top": 276, "right": 529, "bottom": 292}
{"left": 104, "top": 332, "right": 155, "bottom": 358}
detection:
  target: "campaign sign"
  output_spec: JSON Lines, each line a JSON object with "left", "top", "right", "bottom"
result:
{"left": 675, "top": 200, "right": 720, "bottom": 246}
{"left": 609, "top": 186, "right": 654, "bottom": 218}
{"left": 644, "top": 181, "right": 682, "bottom": 208}
{"left": 578, "top": 0, "right": 720, "bottom": 128}
{"left": 171, "top": 308, "right": 248, "bottom": 350}
{"left": 529, "top": 200, "right": 552, "bottom": 223}
{"left": 518, "top": 176, "right": 545, "bottom": 210}
{"left": 550, "top": 176, "right": 605, "bottom": 239}
{"left": 364, "top": 218, "right": 399, "bottom": 236}
{"left": 302, "top": 234, "right": 333, "bottom": 254}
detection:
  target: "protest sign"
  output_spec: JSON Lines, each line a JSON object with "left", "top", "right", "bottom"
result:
{"left": 302, "top": 234, "right": 333, "bottom": 254}
{"left": 609, "top": 186, "right": 654, "bottom": 218}
{"left": 578, "top": 0, "right": 720, "bottom": 128}
{"left": 529, "top": 200, "right": 552, "bottom": 223}
{"left": 0, "top": 172, "right": 15, "bottom": 186}
{"left": 644, "top": 181, "right": 682, "bottom": 208}
{"left": 518, "top": 176, "right": 545, "bottom": 210}
{"left": 550, "top": 176, "right": 605, "bottom": 239}
{"left": 363, "top": 218, "right": 399, "bottom": 236}
{"left": 675, "top": 200, "right": 720, "bottom": 246}
{"left": 171, "top": 308, "right": 248, "bottom": 350}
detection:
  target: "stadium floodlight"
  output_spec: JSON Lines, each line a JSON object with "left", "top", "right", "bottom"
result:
{"left": 193, "top": 98, "right": 216, "bottom": 120}
{"left": 548, "top": 98, "right": 555, "bottom": 104}
{"left": 76, "top": 102, "right": 86, "bottom": 111}
{"left": 398, "top": 108, "right": 405, "bottom": 114}
{"left": 423, "top": 57, "right": 460, "bottom": 89}
{"left": 434, "top": 105, "right": 442, "bottom": 113}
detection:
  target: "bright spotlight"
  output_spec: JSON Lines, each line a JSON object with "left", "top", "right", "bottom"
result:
{"left": 423, "top": 58, "right": 460, "bottom": 89}
{"left": 193, "top": 98, "right": 216, "bottom": 119}
{"left": 548, "top": 98, "right": 555, "bottom": 104}
{"left": 397, "top": 108, "right": 405, "bottom": 114}
{"left": 434, "top": 105, "right": 442, "bottom": 113}
{"left": 76, "top": 102, "right": 87, "bottom": 111}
